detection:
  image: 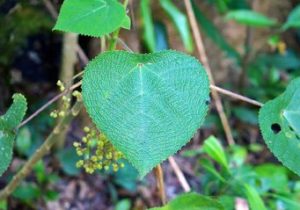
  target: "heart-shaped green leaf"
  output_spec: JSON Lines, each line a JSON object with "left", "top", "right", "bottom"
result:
{"left": 259, "top": 78, "right": 300, "bottom": 176}
{"left": 0, "top": 94, "right": 27, "bottom": 176}
{"left": 54, "top": 0, "right": 126, "bottom": 37}
{"left": 82, "top": 50, "right": 210, "bottom": 176}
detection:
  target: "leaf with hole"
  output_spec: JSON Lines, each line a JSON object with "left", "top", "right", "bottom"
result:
{"left": 0, "top": 94, "right": 27, "bottom": 176}
{"left": 259, "top": 78, "right": 300, "bottom": 176}
{"left": 82, "top": 50, "right": 210, "bottom": 176}
{"left": 149, "top": 193, "right": 224, "bottom": 210}
{"left": 54, "top": 0, "right": 126, "bottom": 37}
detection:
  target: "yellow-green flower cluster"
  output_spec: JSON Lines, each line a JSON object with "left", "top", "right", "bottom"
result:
{"left": 73, "top": 126, "right": 125, "bottom": 174}
{"left": 50, "top": 80, "right": 82, "bottom": 118}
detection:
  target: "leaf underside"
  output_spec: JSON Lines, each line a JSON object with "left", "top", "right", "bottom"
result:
{"left": 54, "top": 0, "right": 126, "bottom": 37}
{"left": 82, "top": 50, "right": 210, "bottom": 176}
{"left": 0, "top": 94, "right": 27, "bottom": 176}
{"left": 259, "top": 78, "right": 300, "bottom": 176}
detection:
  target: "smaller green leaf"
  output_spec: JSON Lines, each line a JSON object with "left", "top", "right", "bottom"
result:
{"left": 33, "top": 160, "right": 47, "bottom": 184}
{"left": 140, "top": 0, "right": 156, "bottom": 52}
{"left": 282, "top": 5, "right": 300, "bottom": 30}
{"left": 256, "top": 52, "right": 300, "bottom": 70}
{"left": 217, "top": 196, "right": 235, "bottom": 210}
{"left": 200, "top": 159, "right": 226, "bottom": 182}
{"left": 203, "top": 136, "right": 229, "bottom": 170}
{"left": 13, "top": 182, "right": 41, "bottom": 201}
{"left": 0, "top": 94, "right": 27, "bottom": 176}
{"left": 267, "top": 35, "right": 280, "bottom": 48}
{"left": 113, "top": 160, "right": 138, "bottom": 192}
{"left": 214, "top": 0, "right": 229, "bottom": 13}
{"left": 57, "top": 147, "right": 80, "bottom": 176}
{"left": 115, "top": 199, "right": 131, "bottom": 210}
{"left": 160, "top": 0, "right": 194, "bottom": 52}
{"left": 15, "top": 127, "right": 31, "bottom": 156}
{"left": 149, "top": 193, "right": 224, "bottom": 210}
{"left": 270, "top": 193, "right": 300, "bottom": 209}
{"left": 0, "top": 199, "right": 7, "bottom": 210}
{"left": 243, "top": 184, "right": 267, "bottom": 210}
{"left": 54, "top": 0, "right": 126, "bottom": 37}
{"left": 121, "top": 15, "right": 131, "bottom": 30}
{"left": 1, "top": 94, "right": 27, "bottom": 129}
{"left": 228, "top": 145, "right": 247, "bottom": 167}
{"left": 226, "top": 10, "right": 277, "bottom": 27}
{"left": 255, "top": 164, "right": 289, "bottom": 193}
{"left": 45, "top": 190, "right": 59, "bottom": 201}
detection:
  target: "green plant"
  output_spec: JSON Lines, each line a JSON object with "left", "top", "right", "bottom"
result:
{"left": 183, "top": 136, "right": 300, "bottom": 210}
{"left": 0, "top": 0, "right": 300, "bottom": 209}
{"left": 12, "top": 161, "right": 59, "bottom": 205}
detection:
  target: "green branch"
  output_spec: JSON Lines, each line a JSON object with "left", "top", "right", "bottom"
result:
{"left": 0, "top": 101, "right": 83, "bottom": 199}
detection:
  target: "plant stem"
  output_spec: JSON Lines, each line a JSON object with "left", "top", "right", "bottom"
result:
{"left": 184, "top": 0, "right": 235, "bottom": 145}
{"left": 101, "top": 37, "right": 106, "bottom": 52}
{"left": 0, "top": 101, "right": 83, "bottom": 199}
{"left": 55, "top": 32, "right": 78, "bottom": 149}
{"left": 168, "top": 157, "right": 191, "bottom": 192}
{"left": 17, "top": 81, "right": 81, "bottom": 129}
{"left": 108, "top": 0, "right": 129, "bottom": 51}
{"left": 154, "top": 164, "right": 166, "bottom": 205}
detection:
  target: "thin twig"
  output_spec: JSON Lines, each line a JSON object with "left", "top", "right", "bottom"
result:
{"left": 184, "top": 0, "right": 235, "bottom": 145}
{"left": 117, "top": 38, "right": 133, "bottom": 52}
{"left": 168, "top": 157, "right": 191, "bottom": 192}
{"left": 42, "top": 0, "right": 58, "bottom": 19}
{"left": 72, "top": 71, "right": 84, "bottom": 81}
{"left": 210, "top": 85, "right": 263, "bottom": 107}
{"left": 154, "top": 165, "right": 167, "bottom": 205}
{"left": 76, "top": 44, "right": 89, "bottom": 66}
{"left": 55, "top": 33, "right": 78, "bottom": 149}
{"left": 17, "top": 81, "right": 82, "bottom": 129}
{"left": 0, "top": 101, "right": 83, "bottom": 199}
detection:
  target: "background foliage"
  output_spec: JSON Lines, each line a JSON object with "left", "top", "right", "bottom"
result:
{"left": 0, "top": 0, "right": 300, "bottom": 209}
